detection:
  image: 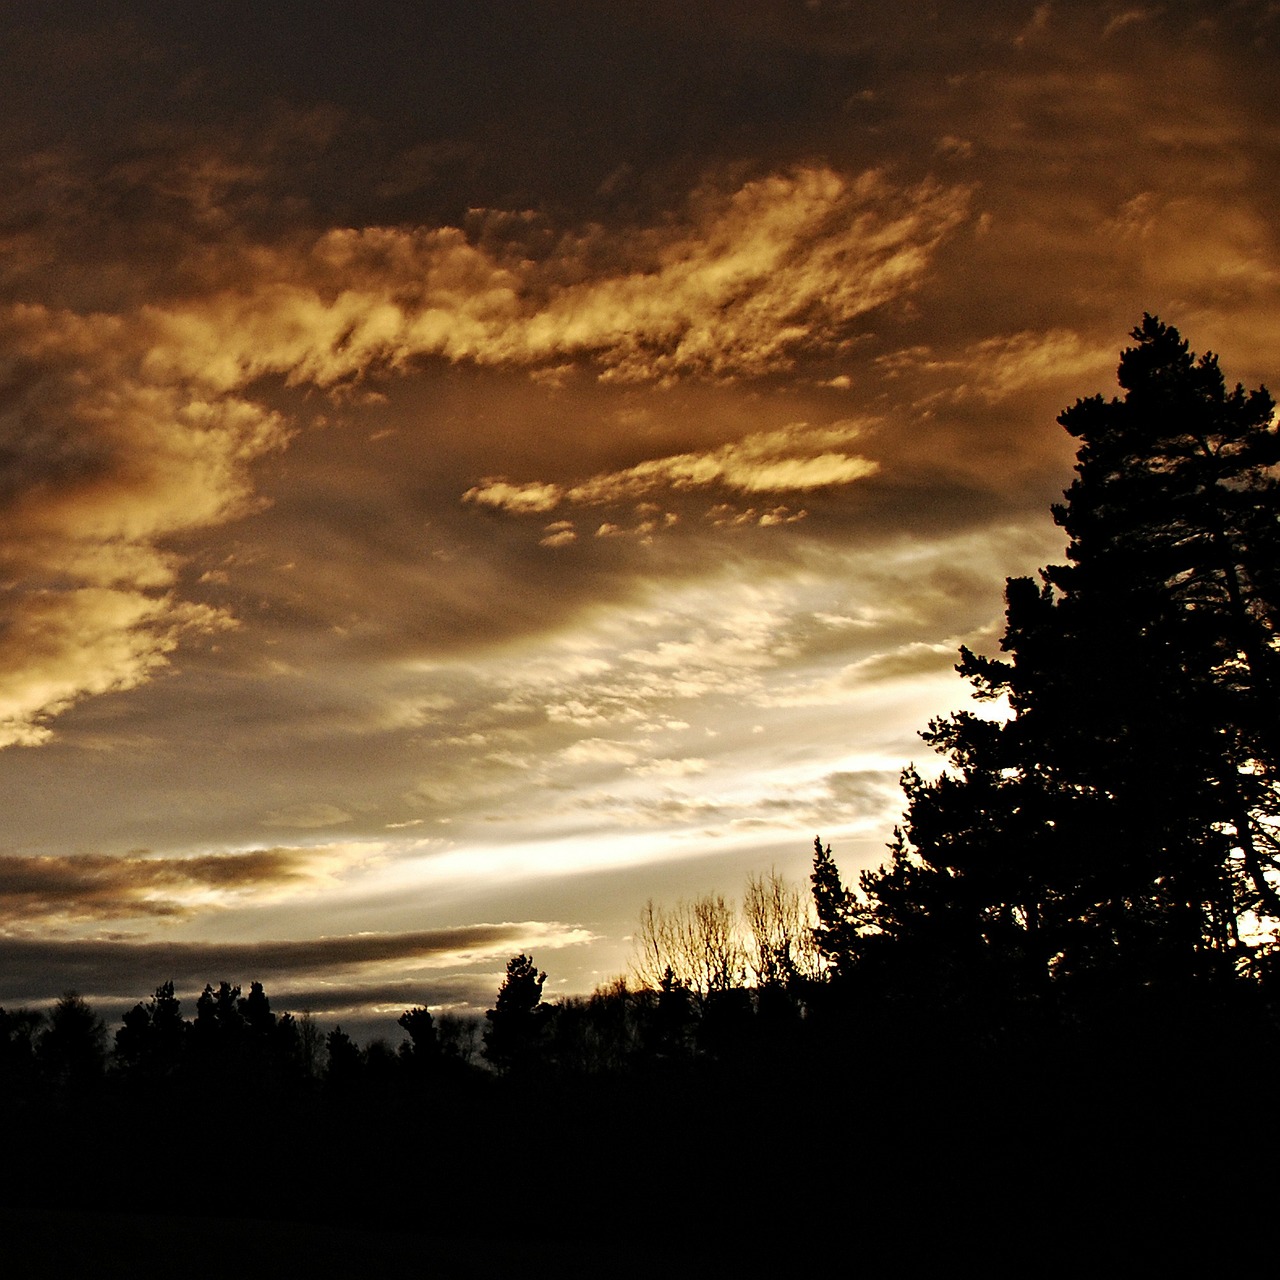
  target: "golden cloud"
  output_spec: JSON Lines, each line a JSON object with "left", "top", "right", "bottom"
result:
{"left": 133, "top": 167, "right": 967, "bottom": 392}
{"left": 509, "top": 167, "right": 971, "bottom": 381}
{"left": 1, "top": 164, "right": 960, "bottom": 744}
{"left": 874, "top": 329, "right": 1112, "bottom": 405}
{"left": 0, "top": 589, "right": 231, "bottom": 747}
{"left": 0, "top": 303, "right": 290, "bottom": 747}
{"left": 463, "top": 420, "right": 879, "bottom": 517}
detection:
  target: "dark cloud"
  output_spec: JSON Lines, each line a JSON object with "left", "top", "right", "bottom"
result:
{"left": 0, "top": 922, "right": 584, "bottom": 1008}
{"left": 0, "top": 848, "right": 311, "bottom": 923}
{"left": 261, "top": 974, "right": 499, "bottom": 1019}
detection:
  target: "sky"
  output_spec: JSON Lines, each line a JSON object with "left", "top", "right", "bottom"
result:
{"left": 2, "top": 0, "right": 1278, "bottom": 1038}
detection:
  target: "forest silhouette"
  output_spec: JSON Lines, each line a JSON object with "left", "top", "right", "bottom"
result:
{"left": 3, "top": 318, "right": 1278, "bottom": 1273}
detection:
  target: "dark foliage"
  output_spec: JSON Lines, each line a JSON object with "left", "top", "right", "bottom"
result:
{"left": 854, "top": 316, "right": 1280, "bottom": 1015}
{"left": 482, "top": 952, "right": 548, "bottom": 1075}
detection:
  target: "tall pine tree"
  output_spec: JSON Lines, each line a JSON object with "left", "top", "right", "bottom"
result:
{"left": 862, "top": 317, "right": 1280, "bottom": 1002}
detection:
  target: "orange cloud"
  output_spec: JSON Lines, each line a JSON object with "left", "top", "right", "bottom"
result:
{"left": 1, "top": 165, "right": 962, "bottom": 745}
{"left": 134, "top": 166, "right": 968, "bottom": 389}
{"left": 463, "top": 420, "right": 878, "bottom": 518}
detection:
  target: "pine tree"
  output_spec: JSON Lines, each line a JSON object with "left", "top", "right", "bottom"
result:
{"left": 115, "top": 981, "right": 187, "bottom": 1081}
{"left": 1048, "top": 315, "right": 1280, "bottom": 935}
{"left": 483, "top": 954, "right": 547, "bottom": 1074}
{"left": 862, "top": 317, "right": 1280, "bottom": 1001}
{"left": 809, "top": 836, "right": 861, "bottom": 980}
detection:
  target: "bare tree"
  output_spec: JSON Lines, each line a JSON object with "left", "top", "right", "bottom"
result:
{"left": 743, "top": 869, "right": 818, "bottom": 988}
{"left": 632, "top": 893, "right": 743, "bottom": 1000}
{"left": 633, "top": 898, "right": 676, "bottom": 992}
{"left": 689, "top": 894, "right": 742, "bottom": 995}
{"left": 297, "top": 1010, "right": 324, "bottom": 1080}
{"left": 436, "top": 1013, "right": 484, "bottom": 1066}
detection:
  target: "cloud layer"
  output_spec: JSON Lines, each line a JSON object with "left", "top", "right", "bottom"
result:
{"left": 0, "top": 920, "right": 593, "bottom": 1012}
{"left": 0, "top": 165, "right": 961, "bottom": 746}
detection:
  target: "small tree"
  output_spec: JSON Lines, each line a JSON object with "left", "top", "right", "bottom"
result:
{"left": 483, "top": 954, "right": 547, "bottom": 1074}
{"left": 0, "top": 1006, "right": 43, "bottom": 1096}
{"left": 296, "top": 1011, "right": 325, "bottom": 1081}
{"left": 39, "top": 992, "right": 107, "bottom": 1091}
{"left": 325, "top": 1025, "right": 364, "bottom": 1090}
{"left": 398, "top": 1005, "right": 441, "bottom": 1076}
{"left": 115, "top": 980, "right": 187, "bottom": 1081}
{"left": 809, "top": 837, "right": 862, "bottom": 981}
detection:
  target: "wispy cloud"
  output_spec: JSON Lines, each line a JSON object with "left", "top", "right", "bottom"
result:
{"left": 875, "top": 330, "right": 1113, "bottom": 405}
{"left": 140, "top": 166, "right": 969, "bottom": 390}
{"left": 463, "top": 420, "right": 878, "bottom": 518}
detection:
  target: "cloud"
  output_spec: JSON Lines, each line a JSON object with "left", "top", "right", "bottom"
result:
{"left": 251, "top": 975, "right": 498, "bottom": 1019}
{"left": 0, "top": 163, "right": 961, "bottom": 745}
{"left": 559, "top": 738, "right": 641, "bottom": 767}
{"left": 0, "top": 303, "right": 290, "bottom": 746}
{"left": 0, "top": 920, "right": 595, "bottom": 1007}
{"left": 823, "top": 768, "right": 905, "bottom": 811}
{"left": 875, "top": 330, "right": 1113, "bottom": 405}
{"left": 1102, "top": 8, "right": 1158, "bottom": 40}
{"left": 842, "top": 641, "right": 964, "bottom": 684}
{"left": 507, "top": 167, "right": 972, "bottom": 382}
{"left": 137, "top": 166, "right": 969, "bottom": 393}
{"left": 261, "top": 803, "right": 353, "bottom": 830}
{"left": 460, "top": 480, "right": 563, "bottom": 515}
{"left": 707, "top": 503, "right": 808, "bottom": 528}
{"left": 539, "top": 522, "right": 578, "bottom": 548}
{"left": 0, "top": 847, "right": 327, "bottom": 925}
{"left": 0, "top": 589, "right": 232, "bottom": 747}
{"left": 463, "top": 420, "right": 878, "bottom": 518}
{"left": 630, "top": 757, "right": 709, "bottom": 778}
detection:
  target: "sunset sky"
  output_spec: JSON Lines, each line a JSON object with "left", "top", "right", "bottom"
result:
{"left": 2, "top": 1, "right": 1278, "bottom": 1037}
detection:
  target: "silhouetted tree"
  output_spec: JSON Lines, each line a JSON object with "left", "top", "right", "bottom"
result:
{"left": 398, "top": 1005, "right": 441, "bottom": 1079}
{"left": 296, "top": 1010, "right": 325, "bottom": 1081}
{"left": 435, "top": 1013, "right": 484, "bottom": 1068}
{"left": 194, "top": 980, "right": 242, "bottom": 1040}
{"left": 235, "top": 980, "right": 281, "bottom": 1082}
{"left": 0, "top": 1006, "right": 43, "bottom": 1096}
{"left": 325, "top": 1025, "right": 363, "bottom": 1091}
{"left": 483, "top": 954, "right": 547, "bottom": 1074}
{"left": 39, "top": 992, "right": 107, "bottom": 1092}
{"left": 1047, "top": 315, "right": 1280, "bottom": 945}
{"left": 860, "top": 317, "right": 1280, "bottom": 1004}
{"left": 115, "top": 981, "right": 187, "bottom": 1081}
{"left": 540, "top": 979, "right": 644, "bottom": 1076}
{"left": 364, "top": 1038, "right": 399, "bottom": 1093}
{"left": 743, "top": 868, "right": 816, "bottom": 991}
{"left": 239, "top": 981, "right": 276, "bottom": 1038}
{"left": 649, "top": 966, "right": 695, "bottom": 1059}
{"left": 272, "top": 1011, "right": 307, "bottom": 1085}
{"left": 809, "top": 837, "right": 861, "bottom": 981}
{"left": 633, "top": 895, "right": 743, "bottom": 1002}
{"left": 398, "top": 1005, "right": 437, "bottom": 1052}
